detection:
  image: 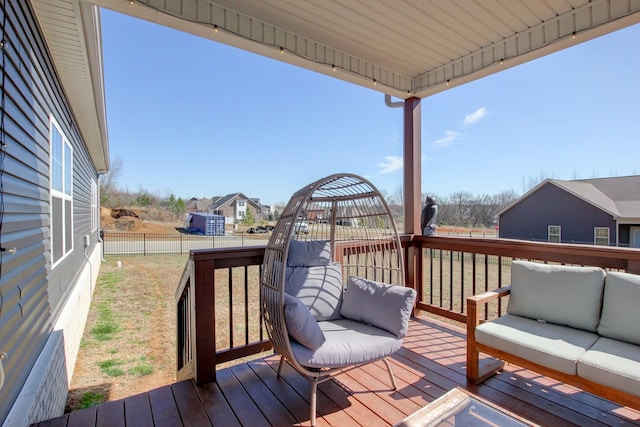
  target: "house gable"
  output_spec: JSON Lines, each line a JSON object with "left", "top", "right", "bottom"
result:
{"left": 499, "top": 181, "right": 617, "bottom": 244}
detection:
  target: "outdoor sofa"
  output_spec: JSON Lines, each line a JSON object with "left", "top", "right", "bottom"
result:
{"left": 467, "top": 260, "right": 640, "bottom": 409}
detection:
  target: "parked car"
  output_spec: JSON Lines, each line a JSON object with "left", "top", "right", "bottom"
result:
{"left": 294, "top": 220, "right": 309, "bottom": 234}
{"left": 246, "top": 226, "right": 269, "bottom": 234}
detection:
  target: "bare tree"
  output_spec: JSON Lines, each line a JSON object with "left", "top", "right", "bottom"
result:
{"left": 99, "top": 156, "right": 123, "bottom": 208}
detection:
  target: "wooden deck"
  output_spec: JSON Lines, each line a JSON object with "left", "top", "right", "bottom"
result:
{"left": 34, "top": 316, "right": 640, "bottom": 427}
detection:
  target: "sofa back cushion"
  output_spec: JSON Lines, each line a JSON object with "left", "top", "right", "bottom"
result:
{"left": 507, "top": 260, "right": 605, "bottom": 331}
{"left": 285, "top": 262, "right": 344, "bottom": 321}
{"left": 598, "top": 271, "right": 640, "bottom": 345}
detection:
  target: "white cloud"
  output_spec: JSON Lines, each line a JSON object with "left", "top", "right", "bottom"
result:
{"left": 464, "top": 107, "right": 487, "bottom": 126}
{"left": 377, "top": 155, "right": 403, "bottom": 174}
{"left": 433, "top": 130, "right": 462, "bottom": 147}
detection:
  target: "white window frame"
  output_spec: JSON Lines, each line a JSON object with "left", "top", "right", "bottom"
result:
{"left": 548, "top": 225, "right": 561, "bottom": 243}
{"left": 50, "top": 116, "right": 73, "bottom": 267}
{"left": 594, "top": 227, "right": 610, "bottom": 246}
{"left": 91, "top": 178, "right": 98, "bottom": 232}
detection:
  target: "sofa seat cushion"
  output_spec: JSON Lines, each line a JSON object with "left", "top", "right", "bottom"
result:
{"left": 507, "top": 260, "right": 605, "bottom": 331}
{"left": 290, "top": 319, "right": 402, "bottom": 368}
{"left": 598, "top": 271, "right": 640, "bottom": 345}
{"left": 475, "top": 314, "right": 599, "bottom": 375}
{"left": 578, "top": 337, "right": 640, "bottom": 398}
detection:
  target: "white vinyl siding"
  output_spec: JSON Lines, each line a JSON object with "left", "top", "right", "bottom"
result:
{"left": 50, "top": 117, "right": 73, "bottom": 266}
{"left": 594, "top": 227, "right": 610, "bottom": 246}
{"left": 548, "top": 225, "right": 561, "bottom": 243}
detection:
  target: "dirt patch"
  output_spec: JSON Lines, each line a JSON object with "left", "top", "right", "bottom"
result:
{"left": 100, "top": 207, "right": 183, "bottom": 234}
{"left": 66, "top": 254, "right": 188, "bottom": 412}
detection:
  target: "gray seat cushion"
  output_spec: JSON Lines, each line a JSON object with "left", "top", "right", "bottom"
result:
{"left": 507, "top": 260, "right": 605, "bottom": 331}
{"left": 285, "top": 263, "right": 344, "bottom": 321}
{"left": 578, "top": 337, "right": 640, "bottom": 398}
{"left": 290, "top": 319, "right": 402, "bottom": 368}
{"left": 475, "top": 314, "right": 599, "bottom": 375}
{"left": 598, "top": 271, "right": 640, "bottom": 345}
{"left": 340, "top": 276, "right": 416, "bottom": 338}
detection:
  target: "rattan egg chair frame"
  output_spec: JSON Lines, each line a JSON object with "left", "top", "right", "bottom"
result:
{"left": 261, "top": 173, "right": 411, "bottom": 426}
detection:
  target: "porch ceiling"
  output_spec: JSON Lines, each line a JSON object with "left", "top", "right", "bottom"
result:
{"left": 91, "top": 0, "right": 639, "bottom": 100}
{"left": 30, "top": 0, "right": 640, "bottom": 171}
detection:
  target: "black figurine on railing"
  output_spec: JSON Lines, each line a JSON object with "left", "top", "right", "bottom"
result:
{"left": 421, "top": 196, "right": 438, "bottom": 236}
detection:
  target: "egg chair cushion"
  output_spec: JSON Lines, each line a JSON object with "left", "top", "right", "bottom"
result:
{"left": 284, "top": 293, "right": 326, "bottom": 350}
{"left": 285, "top": 262, "right": 344, "bottom": 321}
{"left": 341, "top": 276, "right": 416, "bottom": 338}
{"left": 287, "top": 239, "right": 332, "bottom": 267}
{"left": 290, "top": 319, "right": 403, "bottom": 368}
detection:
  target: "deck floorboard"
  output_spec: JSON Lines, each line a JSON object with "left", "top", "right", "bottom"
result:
{"left": 32, "top": 316, "right": 640, "bottom": 426}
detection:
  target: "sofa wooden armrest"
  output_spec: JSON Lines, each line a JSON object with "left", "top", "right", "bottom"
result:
{"left": 466, "top": 286, "right": 510, "bottom": 384}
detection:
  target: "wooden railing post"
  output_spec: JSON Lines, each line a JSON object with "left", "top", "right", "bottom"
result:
{"left": 403, "top": 236, "right": 422, "bottom": 316}
{"left": 192, "top": 258, "right": 217, "bottom": 385}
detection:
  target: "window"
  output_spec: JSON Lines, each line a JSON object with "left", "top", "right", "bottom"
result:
{"left": 594, "top": 227, "right": 610, "bottom": 246}
{"left": 50, "top": 117, "right": 73, "bottom": 266}
{"left": 548, "top": 225, "right": 561, "bottom": 243}
{"left": 91, "top": 179, "right": 98, "bottom": 232}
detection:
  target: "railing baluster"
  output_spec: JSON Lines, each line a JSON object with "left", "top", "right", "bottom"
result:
{"left": 429, "top": 248, "right": 433, "bottom": 305}
{"left": 460, "top": 252, "right": 465, "bottom": 313}
{"left": 244, "top": 265, "right": 249, "bottom": 346}
{"left": 484, "top": 254, "right": 489, "bottom": 320}
{"left": 228, "top": 267, "right": 234, "bottom": 349}
{"left": 439, "top": 249, "right": 443, "bottom": 308}
{"left": 449, "top": 250, "right": 454, "bottom": 310}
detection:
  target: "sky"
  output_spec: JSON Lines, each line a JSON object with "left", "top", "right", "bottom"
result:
{"left": 101, "top": 9, "right": 640, "bottom": 206}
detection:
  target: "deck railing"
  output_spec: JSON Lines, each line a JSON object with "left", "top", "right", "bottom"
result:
{"left": 407, "top": 235, "right": 640, "bottom": 323}
{"left": 176, "top": 235, "right": 640, "bottom": 385}
{"left": 176, "top": 246, "right": 271, "bottom": 384}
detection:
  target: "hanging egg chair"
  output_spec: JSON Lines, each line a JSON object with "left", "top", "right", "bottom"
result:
{"left": 261, "top": 173, "right": 416, "bottom": 426}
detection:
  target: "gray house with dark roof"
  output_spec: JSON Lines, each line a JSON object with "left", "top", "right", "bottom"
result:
{"left": 498, "top": 176, "right": 640, "bottom": 247}
{"left": 209, "top": 193, "right": 265, "bottom": 222}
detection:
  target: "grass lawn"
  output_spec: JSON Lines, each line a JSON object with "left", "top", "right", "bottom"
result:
{"left": 66, "top": 255, "right": 188, "bottom": 412}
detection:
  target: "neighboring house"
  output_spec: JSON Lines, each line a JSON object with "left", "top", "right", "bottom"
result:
{"left": 186, "top": 197, "right": 212, "bottom": 213}
{"left": 498, "top": 176, "right": 640, "bottom": 247}
{"left": 0, "top": 1, "right": 108, "bottom": 426}
{"left": 209, "top": 193, "right": 264, "bottom": 223}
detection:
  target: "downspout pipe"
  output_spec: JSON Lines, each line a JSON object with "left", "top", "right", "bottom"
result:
{"left": 384, "top": 94, "right": 404, "bottom": 108}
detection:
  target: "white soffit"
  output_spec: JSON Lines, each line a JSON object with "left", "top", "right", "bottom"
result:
{"left": 93, "top": 0, "right": 640, "bottom": 99}
{"left": 30, "top": 0, "right": 109, "bottom": 171}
